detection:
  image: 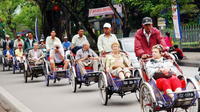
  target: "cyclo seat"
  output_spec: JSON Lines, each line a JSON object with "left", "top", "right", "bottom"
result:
{"left": 85, "top": 66, "right": 93, "bottom": 70}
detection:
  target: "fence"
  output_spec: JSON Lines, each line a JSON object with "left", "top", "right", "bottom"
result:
{"left": 181, "top": 25, "right": 200, "bottom": 48}
{"left": 160, "top": 25, "right": 200, "bottom": 48}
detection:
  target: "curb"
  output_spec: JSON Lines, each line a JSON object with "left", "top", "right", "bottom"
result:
{"left": 0, "top": 86, "right": 32, "bottom": 112}
{"left": 178, "top": 61, "right": 200, "bottom": 67}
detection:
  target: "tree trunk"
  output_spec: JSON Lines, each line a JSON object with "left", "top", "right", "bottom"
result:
{"left": 103, "top": 0, "right": 123, "bottom": 25}
{"left": 59, "top": 2, "right": 98, "bottom": 42}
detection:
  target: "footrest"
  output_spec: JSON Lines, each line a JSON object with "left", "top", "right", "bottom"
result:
{"left": 119, "top": 79, "right": 140, "bottom": 92}
{"left": 86, "top": 72, "right": 101, "bottom": 77}
{"left": 177, "top": 92, "right": 195, "bottom": 99}
{"left": 173, "top": 91, "right": 196, "bottom": 107}
{"left": 116, "top": 78, "right": 141, "bottom": 85}
{"left": 85, "top": 72, "right": 101, "bottom": 82}
{"left": 31, "top": 66, "right": 43, "bottom": 70}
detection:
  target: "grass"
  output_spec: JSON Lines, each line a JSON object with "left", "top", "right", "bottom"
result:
{"left": 174, "top": 41, "right": 200, "bottom": 48}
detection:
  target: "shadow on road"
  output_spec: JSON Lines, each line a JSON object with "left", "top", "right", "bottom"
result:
{"left": 47, "top": 83, "right": 68, "bottom": 87}
{"left": 76, "top": 89, "right": 98, "bottom": 93}
{"left": 107, "top": 100, "right": 138, "bottom": 107}
{"left": 26, "top": 79, "right": 44, "bottom": 83}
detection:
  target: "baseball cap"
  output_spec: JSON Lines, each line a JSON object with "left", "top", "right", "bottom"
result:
{"left": 64, "top": 36, "right": 68, "bottom": 39}
{"left": 103, "top": 23, "right": 111, "bottom": 28}
{"left": 17, "top": 34, "right": 21, "bottom": 37}
{"left": 5, "top": 34, "right": 10, "bottom": 38}
{"left": 142, "top": 17, "right": 153, "bottom": 25}
{"left": 51, "top": 28, "right": 56, "bottom": 33}
{"left": 40, "top": 38, "right": 44, "bottom": 42}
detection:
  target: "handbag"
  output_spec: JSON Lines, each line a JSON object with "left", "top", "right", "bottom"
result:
{"left": 153, "top": 71, "right": 172, "bottom": 80}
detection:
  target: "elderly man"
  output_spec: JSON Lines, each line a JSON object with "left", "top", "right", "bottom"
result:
{"left": 50, "top": 43, "right": 69, "bottom": 72}
{"left": 28, "top": 43, "right": 44, "bottom": 65}
{"left": 134, "top": 17, "right": 167, "bottom": 58}
{"left": 14, "top": 34, "right": 24, "bottom": 48}
{"left": 97, "top": 23, "right": 118, "bottom": 55}
{"left": 46, "top": 30, "right": 62, "bottom": 51}
{"left": 76, "top": 42, "right": 99, "bottom": 75}
{"left": 24, "top": 32, "right": 37, "bottom": 52}
{"left": 71, "top": 29, "right": 89, "bottom": 54}
{"left": 2, "top": 34, "right": 14, "bottom": 50}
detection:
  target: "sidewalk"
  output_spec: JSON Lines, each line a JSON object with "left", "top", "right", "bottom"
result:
{"left": 179, "top": 52, "right": 200, "bottom": 67}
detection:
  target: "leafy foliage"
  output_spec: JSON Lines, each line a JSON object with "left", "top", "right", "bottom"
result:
{"left": 0, "top": 0, "right": 41, "bottom": 38}
{"left": 14, "top": 1, "right": 42, "bottom": 32}
{"left": 115, "top": 0, "right": 199, "bottom": 26}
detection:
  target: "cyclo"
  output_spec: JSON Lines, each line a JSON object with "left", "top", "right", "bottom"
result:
{"left": 70, "top": 43, "right": 102, "bottom": 93}
{"left": 23, "top": 45, "right": 45, "bottom": 83}
{"left": 138, "top": 45, "right": 200, "bottom": 112}
{"left": 43, "top": 44, "right": 72, "bottom": 86}
{"left": 98, "top": 47, "right": 141, "bottom": 105}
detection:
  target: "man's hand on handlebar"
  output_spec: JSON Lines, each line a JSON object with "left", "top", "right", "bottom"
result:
{"left": 141, "top": 54, "right": 150, "bottom": 59}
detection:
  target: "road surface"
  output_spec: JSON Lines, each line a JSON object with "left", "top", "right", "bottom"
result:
{"left": 0, "top": 66, "right": 199, "bottom": 112}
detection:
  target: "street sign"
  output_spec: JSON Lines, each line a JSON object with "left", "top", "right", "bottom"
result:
{"left": 157, "top": 17, "right": 166, "bottom": 27}
{"left": 88, "top": 4, "right": 122, "bottom": 17}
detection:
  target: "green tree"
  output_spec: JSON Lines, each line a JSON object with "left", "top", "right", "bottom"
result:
{"left": 0, "top": 18, "right": 5, "bottom": 39}
{"left": 13, "top": 1, "right": 42, "bottom": 32}
{"left": 0, "top": 0, "right": 24, "bottom": 38}
{"left": 114, "top": 0, "right": 199, "bottom": 27}
{"left": 0, "top": 0, "right": 41, "bottom": 38}
{"left": 35, "top": 0, "right": 107, "bottom": 42}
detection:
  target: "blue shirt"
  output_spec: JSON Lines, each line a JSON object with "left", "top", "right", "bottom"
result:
{"left": 3, "top": 49, "right": 14, "bottom": 56}
{"left": 62, "top": 41, "right": 71, "bottom": 50}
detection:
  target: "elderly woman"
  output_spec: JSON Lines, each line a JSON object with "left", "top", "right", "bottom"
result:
{"left": 146, "top": 44, "right": 185, "bottom": 99}
{"left": 105, "top": 42, "right": 132, "bottom": 80}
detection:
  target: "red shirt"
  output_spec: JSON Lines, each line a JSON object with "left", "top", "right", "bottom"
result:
{"left": 175, "top": 48, "right": 184, "bottom": 57}
{"left": 134, "top": 27, "right": 167, "bottom": 57}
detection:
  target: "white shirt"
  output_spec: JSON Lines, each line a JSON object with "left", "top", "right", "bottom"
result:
{"left": 29, "top": 39, "right": 33, "bottom": 48}
{"left": 50, "top": 47, "right": 64, "bottom": 63}
{"left": 6, "top": 50, "right": 10, "bottom": 55}
{"left": 143, "top": 30, "right": 151, "bottom": 43}
{"left": 146, "top": 57, "right": 179, "bottom": 78}
{"left": 3, "top": 39, "right": 11, "bottom": 47}
{"left": 46, "top": 36, "right": 62, "bottom": 50}
{"left": 33, "top": 50, "right": 38, "bottom": 60}
{"left": 97, "top": 34, "right": 118, "bottom": 52}
{"left": 14, "top": 39, "right": 24, "bottom": 48}
{"left": 71, "top": 34, "right": 89, "bottom": 47}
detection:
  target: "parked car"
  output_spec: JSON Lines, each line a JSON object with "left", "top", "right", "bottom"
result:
{"left": 118, "top": 37, "right": 140, "bottom": 68}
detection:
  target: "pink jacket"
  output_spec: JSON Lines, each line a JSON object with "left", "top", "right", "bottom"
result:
{"left": 164, "top": 37, "right": 173, "bottom": 47}
{"left": 134, "top": 27, "right": 167, "bottom": 57}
